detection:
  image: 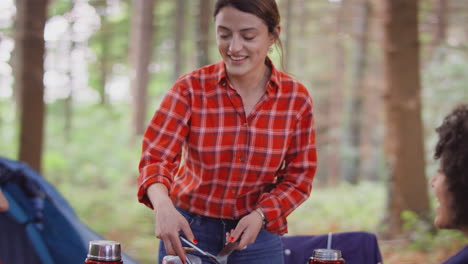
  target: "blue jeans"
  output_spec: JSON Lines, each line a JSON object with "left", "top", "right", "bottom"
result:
{"left": 158, "top": 208, "right": 284, "bottom": 264}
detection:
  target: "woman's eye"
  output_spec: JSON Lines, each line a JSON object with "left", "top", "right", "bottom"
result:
{"left": 244, "top": 36, "right": 255, "bottom": 41}
{"left": 219, "top": 35, "right": 230, "bottom": 39}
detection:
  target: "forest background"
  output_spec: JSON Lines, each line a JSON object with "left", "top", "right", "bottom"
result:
{"left": 1, "top": 0, "right": 468, "bottom": 263}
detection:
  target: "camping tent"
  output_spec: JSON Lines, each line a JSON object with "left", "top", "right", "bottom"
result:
{"left": 0, "top": 157, "right": 139, "bottom": 264}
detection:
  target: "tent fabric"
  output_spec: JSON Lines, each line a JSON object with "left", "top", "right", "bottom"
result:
{"left": 282, "top": 231, "right": 383, "bottom": 264}
{"left": 0, "top": 194, "right": 43, "bottom": 264}
{"left": 0, "top": 157, "right": 139, "bottom": 264}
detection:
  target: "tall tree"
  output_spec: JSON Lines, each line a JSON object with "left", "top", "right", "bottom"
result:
{"left": 282, "top": 0, "right": 293, "bottom": 71}
{"left": 173, "top": 0, "right": 186, "bottom": 81}
{"left": 327, "top": 0, "right": 347, "bottom": 186}
{"left": 342, "top": 0, "right": 370, "bottom": 184}
{"left": 298, "top": 0, "right": 308, "bottom": 71}
{"left": 431, "top": 0, "right": 448, "bottom": 48}
{"left": 382, "top": 0, "right": 431, "bottom": 234}
{"left": 64, "top": 0, "right": 77, "bottom": 141}
{"left": 129, "top": 0, "right": 156, "bottom": 136}
{"left": 97, "top": 14, "right": 111, "bottom": 105}
{"left": 196, "top": 0, "right": 212, "bottom": 67}
{"left": 15, "top": 0, "right": 49, "bottom": 174}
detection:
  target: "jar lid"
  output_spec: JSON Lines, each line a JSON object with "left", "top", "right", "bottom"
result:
{"left": 311, "top": 249, "right": 342, "bottom": 261}
{"left": 87, "top": 240, "right": 122, "bottom": 261}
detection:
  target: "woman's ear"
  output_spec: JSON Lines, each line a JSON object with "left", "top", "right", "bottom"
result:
{"left": 270, "top": 25, "right": 281, "bottom": 44}
{"left": 275, "top": 25, "right": 281, "bottom": 37}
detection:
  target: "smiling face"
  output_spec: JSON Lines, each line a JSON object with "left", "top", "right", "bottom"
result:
{"left": 214, "top": 6, "right": 277, "bottom": 80}
{"left": 430, "top": 164, "right": 455, "bottom": 229}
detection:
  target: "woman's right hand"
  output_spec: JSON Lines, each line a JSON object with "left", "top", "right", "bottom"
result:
{"left": 154, "top": 203, "right": 196, "bottom": 263}
{"left": 147, "top": 183, "right": 196, "bottom": 264}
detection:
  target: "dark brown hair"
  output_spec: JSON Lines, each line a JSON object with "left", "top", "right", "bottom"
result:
{"left": 434, "top": 104, "right": 468, "bottom": 227}
{"left": 213, "top": 0, "right": 285, "bottom": 69}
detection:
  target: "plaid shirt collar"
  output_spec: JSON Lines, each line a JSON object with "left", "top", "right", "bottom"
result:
{"left": 216, "top": 57, "right": 280, "bottom": 95}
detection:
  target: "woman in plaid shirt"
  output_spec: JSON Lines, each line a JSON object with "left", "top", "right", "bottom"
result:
{"left": 138, "top": 0, "right": 317, "bottom": 263}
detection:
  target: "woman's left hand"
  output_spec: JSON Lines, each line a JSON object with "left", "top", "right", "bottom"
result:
{"left": 227, "top": 210, "right": 264, "bottom": 250}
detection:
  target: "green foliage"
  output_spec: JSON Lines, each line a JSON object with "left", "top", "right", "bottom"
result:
{"left": 48, "top": 0, "right": 72, "bottom": 17}
{"left": 402, "top": 210, "right": 468, "bottom": 252}
{"left": 42, "top": 102, "right": 158, "bottom": 263}
{"left": 0, "top": 99, "right": 18, "bottom": 159}
{"left": 401, "top": 210, "right": 435, "bottom": 250}
{"left": 423, "top": 47, "right": 468, "bottom": 105}
{"left": 3, "top": 0, "right": 468, "bottom": 262}
{"left": 88, "top": 2, "right": 131, "bottom": 95}
{"left": 0, "top": 99, "right": 157, "bottom": 262}
{"left": 422, "top": 47, "right": 468, "bottom": 179}
{"left": 288, "top": 181, "right": 386, "bottom": 234}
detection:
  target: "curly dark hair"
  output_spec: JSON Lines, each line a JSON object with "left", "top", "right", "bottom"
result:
{"left": 434, "top": 104, "right": 468, "bottom": 227}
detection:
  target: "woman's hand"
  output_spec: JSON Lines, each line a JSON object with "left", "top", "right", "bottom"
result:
{"left": 227, "top": 210, "right": 264, "bottom": 250}
{"left": 154, "top": 203, "right": 195, "bottom": 263}
{"left": 148, "top": 184, "right": 196, "bottom": 264}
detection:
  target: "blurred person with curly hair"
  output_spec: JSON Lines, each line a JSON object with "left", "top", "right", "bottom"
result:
{"left": 430, "top": 104, "right": 468, "bottom": 264}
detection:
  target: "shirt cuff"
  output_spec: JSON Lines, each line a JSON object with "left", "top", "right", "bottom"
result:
{"left": 137, "top": 175, "right": 172, "bottom": 209}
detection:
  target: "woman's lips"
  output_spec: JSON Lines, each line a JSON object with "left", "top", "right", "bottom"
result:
{"left": 229, "top": 55, "right": 248, "bottom": 64}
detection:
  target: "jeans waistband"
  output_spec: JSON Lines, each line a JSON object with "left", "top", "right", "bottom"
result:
{"left": 176, "top": 207, "right": 240, "bottom": 226}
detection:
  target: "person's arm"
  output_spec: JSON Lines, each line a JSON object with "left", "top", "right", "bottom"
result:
{"left": 230, "top": 95, "right": 317, "bottom": 247}
{"left": 227, "top": 208, "right": 264, "bottom": 250}
{"left": 137, "top": 80, "right": 195, "bottom": 262}
{"left": 0, "top": 189, "right": 9, "bottom": 212}
{"left": 257, "top": 96, "right": 317, "bottom": 234}
{"left": 147, "top": 183, "right": 195, "bottom": 263}
{"left": 137, "top": 79, "right": 191, "bottom": 208}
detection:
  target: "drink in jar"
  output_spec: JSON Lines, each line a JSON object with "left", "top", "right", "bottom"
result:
{"left": 309, "top": 249, "right": 345, "bottom": 264}
{"left": 162, "top": 254, "right": 202, "bottom": 264}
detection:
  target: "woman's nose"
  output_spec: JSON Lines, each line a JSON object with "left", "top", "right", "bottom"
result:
{"left": 228, "top": 36, "right": 242, "bottom": 53}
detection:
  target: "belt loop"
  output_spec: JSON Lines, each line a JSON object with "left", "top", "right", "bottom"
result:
{"left": 195, "top": 215, "right": 202, "bottom": 225}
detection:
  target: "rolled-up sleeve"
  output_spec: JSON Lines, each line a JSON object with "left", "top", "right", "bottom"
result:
{"left": 258, "top": 97, "right": 317, "bottom": 234}
{"left": 137, "top": 81, "right": 191, "bottom": 209}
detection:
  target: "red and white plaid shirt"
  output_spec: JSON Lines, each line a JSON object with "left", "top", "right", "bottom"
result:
{"left": 138, "top": 60, "right": 317, "bottom": 234}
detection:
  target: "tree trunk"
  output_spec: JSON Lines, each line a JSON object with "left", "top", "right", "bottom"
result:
{"left": 64, "top": 37, "right": 74, "bottom": 142}
{"left": 129, "top": 0, "right": 156, "bottom": 137}
{"left": 282, "top": 0, "right": 293, "bottom": 71}
{"left": 431, "top": 0, "right": 448, "bottom": 48}
{"left": 342, "top": 0, "right": 370, "bottom": 184}
{"left": 196, "top": 0, "right": 212, "bottom": 67}
{"left": 15, "top": 0, "right": 49, "bottom": 174}
{"left": 382, "top": 0, "right": 431, "bottom": 235}
{"left": 64, "top": 2, "right": 76, "bottom": 142}
{"left": 99, "top": 15, "right": 111, "bottom": 105}
{"left": 174, "top": 0, "right": 186, "bottom": 81}
{"left": 327, "top": 0, "right": 347, "bottom": 186}
{"left": 298, "top": 0, "right": 308, "bottom": 71}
